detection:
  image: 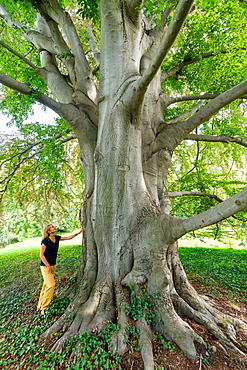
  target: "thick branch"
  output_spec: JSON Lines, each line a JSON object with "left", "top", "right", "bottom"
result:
{"left": 25, "top": 31, "right": 58, "bottom": 54}
{"left": 0, "top": 27, "right": 73, "bottom": 104}
{"left": 40, "top": 16, "right": 76, "bottom": 86}
{"left": 152, "top": 80, "right": 247, "bottom": 153}
{"left": 174, "top": 187, "right": 247, "bottom": 239}
{"left": 0, "top": 5, "right": 74, "bottom": 103}
{"left": 167, "top": 92, "right": 247, "bottom": 107}
{"left": 185, "top": 134, "right": 247, "bottom": 148}
{"left": 36, "top": 0, "right": 95, "bottom": 98}
{"left": 180, "top": 81, "right": 247, "bottom": 136}
{"left": 168, "top": 191, "right": 246, "bottom": 222}
{"left": 38, "top": 49, "right": 74, "bottom": 104}
{"left": 0, "top": 72, "right": 62, "bottom": 114}
{"left": 135, "top": 0, "right": 194, "bottom": 94}
{"left": 0, "top": 3, "right": 57, "bottom": 53}
{"left": 168, "top": 191, "right": 223, "bottom": 203}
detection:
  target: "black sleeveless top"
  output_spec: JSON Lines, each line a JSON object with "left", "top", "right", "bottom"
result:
{"left": 40, "top": 235, "right": 61, "bottom": 266}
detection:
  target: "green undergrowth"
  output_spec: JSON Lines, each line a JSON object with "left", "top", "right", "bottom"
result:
{"left": 179, "top": 246, "right": 247, "bottom": 301}
{"left": 0, "top": 241, "right": 247, "bottom": 369}
{"left": 0, "top": 243, "right": 123, "bottom": 369}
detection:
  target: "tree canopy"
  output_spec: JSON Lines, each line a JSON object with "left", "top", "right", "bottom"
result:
{"left": 1, "top": 0, "right": 247, "bottom": 244}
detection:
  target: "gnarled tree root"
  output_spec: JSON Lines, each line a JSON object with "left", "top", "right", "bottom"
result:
{"left": 167, "top": 240, "right": 247, "bottom": 355}
{"left": 38, "top": 277, "right": 247, "bottom": 370}
{"left": 136, "top": 317, "right": 154, "bottom": 370}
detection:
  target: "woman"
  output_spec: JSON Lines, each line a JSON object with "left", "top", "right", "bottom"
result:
{"left": 37, "top": 224, "right": 82, "bottom": 315}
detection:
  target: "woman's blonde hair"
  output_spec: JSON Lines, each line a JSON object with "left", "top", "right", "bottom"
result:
{"left": 42, "top": 224, "right": 52, "bottom": 240}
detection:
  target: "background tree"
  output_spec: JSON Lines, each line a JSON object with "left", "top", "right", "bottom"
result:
{"left": 0, "top": 0, "right": 247, "bottom": 368}
{"left": 0, "top": 120, "right": 83, "bottom": 244}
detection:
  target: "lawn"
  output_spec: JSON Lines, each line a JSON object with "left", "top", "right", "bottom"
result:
{"left": 0, "top": 238, "right": 247, "bottom": 369}
{"left": 179, "top": 246, "right": 247, "bottom": 301}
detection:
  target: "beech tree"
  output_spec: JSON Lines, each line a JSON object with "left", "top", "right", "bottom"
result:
{"left": 1, "top": 0, "right": 247, "bottom": 368}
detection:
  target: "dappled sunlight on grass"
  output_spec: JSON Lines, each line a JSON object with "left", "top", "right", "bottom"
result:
{"left": 179, "top": 235, "right": 245, "bottom": 249}
{"left": 179, "top": 246, "right": 247, "bottom": 300}
{"left": 0, "top": 234, "right": 82, "bottom": 254}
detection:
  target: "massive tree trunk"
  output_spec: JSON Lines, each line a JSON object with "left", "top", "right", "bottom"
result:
{"left": 1, "top": 0, "right": 247, "bottom": 368}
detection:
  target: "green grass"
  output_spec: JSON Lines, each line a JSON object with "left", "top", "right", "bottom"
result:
{"left": 179, "top": 246, "right": 247, "bottom": 301}
{"left": 0, "top": 238, "right": 247, "bottom": 369}
{"left": 0, "top": 241, "right": 122, "bottom": 369}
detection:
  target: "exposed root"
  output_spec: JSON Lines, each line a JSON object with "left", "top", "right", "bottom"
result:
{"left": 111, "top": 289, "right": 154, "bottom": 369}
{"left": 38, "top": 300, "right": 80, "bottom": 343}
{"left": 169, "top": 240, "right": 247, "bottom": 356}
{"left": 172, "top": 290, "right": 247, "bottom": 357}
{"left": 204, "top": 301, "right": 247, "bottom": 330}
{"left": 78, "top": 282, "right": 116, "bottom": 333}
{"left": 136, "top": 317, "right": 154, "bottom": 370}
{"left": 110, "top": 285, "right": 129, "bottom": 356}
{"left": 124, "top": 269, "right": 206, "bottom": 359}
{"left": 155, "top": 305, "right": 206, "bottom": 360}
{"left": 50, "top": 308, "right": 85, "bottom": 352}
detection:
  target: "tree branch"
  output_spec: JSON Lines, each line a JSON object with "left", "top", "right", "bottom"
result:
{"left": 168, "top": 190, "right": 246, "bottom": 222}
{"left": 36, "top": 0, "right": 96, "bottom": 99}
{"left": 135, "top": 0, "right": 194, "bottom": 94}
{"left": 159, "top": 5, "right": 174, "bottom": 31}
{"left": 0, "top": 3, "right": 57, "bottom": 53}
{"left": 147, "top": 81, "right": 247, "bottom": 164}
{"left": 168, "top": 94, "right": 219, "bottom": 104}
{"left": 157, "top": 80, "right": 247, "bottom": 151}
{"left": 0, "top": 40, "right": 40, "bottom": 71}
{"left": 38, "top": 15, "right": 76, "bottom": 86}
{"left": 87, "top": 25, "right": 100, "bottom": 65}
{"left": 166, "top": 101, "right": 203, "bottom": 124}
{"left": 25, "top": 31, "right": 57, "bottom": 54}
{"left": 176, "top": 187, "right": 247, "bottom": 238}
{"left": 0, "top": 72, "right": 63, "bottom": 114}
{"left": 168, "top": 190, "right": 223, "bottom": 203}
{"left": 0, "top": 3, "right": 27, "bottom": 29}
{"left": 179, "top": 81, "right": 247, "bottom": 137}
{"left": 38, "top": 49, "right": 74, "bottom": 104}
{"left": 185, "top": 134, "right": 247, "bottom": 148}
{"left": 168, "top": 93, "right": 247, "bottom": 104}
{"left": 0, "top": 30, "right": 74, "bottom": 104}
{"left": 0, "top": 150, "right": 42, "bottom": 187}
{"left": 162, "top": 50, "right": 227, "bottom": 81}
{"left": 32, "top": 14, "right": 75, "bottom": 104}
{"left": 0, "top": 129, "right": 72, "bottom": 168}
{"left": 0, "top": 3, "right": 74, "bottom": 103}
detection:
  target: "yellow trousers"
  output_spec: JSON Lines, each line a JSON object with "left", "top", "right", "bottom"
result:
{"left": 37, "top": 265, "right": 56, "bottom": 311}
